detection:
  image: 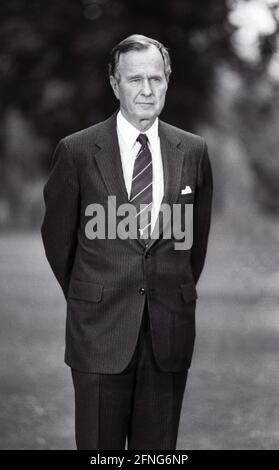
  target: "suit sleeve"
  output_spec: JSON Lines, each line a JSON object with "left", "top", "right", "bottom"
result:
{"left": 41, "top": 139, "right": 80, "bottom": 299}
{"left": 190, "top": 140, "right": 213, "bottom": 285}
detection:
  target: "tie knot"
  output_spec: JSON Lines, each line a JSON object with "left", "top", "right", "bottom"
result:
{"left": 137, "top": 133, "right": 148, "bottom": 147}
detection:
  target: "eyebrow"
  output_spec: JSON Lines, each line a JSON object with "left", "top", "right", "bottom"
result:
{"left": 127, "top": 74, "right": 162, "bottom": 79}
{"left": 127, "top": 74, "right": 143, "bottom": 79}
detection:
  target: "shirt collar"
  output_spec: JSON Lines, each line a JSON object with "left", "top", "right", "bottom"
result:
{"left": 117, "top": 110, "right": 159, "bottom": 151}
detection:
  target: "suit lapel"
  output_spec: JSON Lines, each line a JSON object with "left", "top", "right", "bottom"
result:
{"left": 94, "top": 112, "right": 128, "bottom": 207}
{"left": 148, "top": 120, "right": 185, "bottom": 250}
{"left": 159, "top": 120, "right": 185, "bottom": 207}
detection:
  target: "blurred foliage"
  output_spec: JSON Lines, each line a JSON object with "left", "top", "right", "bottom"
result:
{"left": 235, "top": 76, "right": 279, "bottom": 214}
{"left": 0, "top": 0, "right": 279, "bottom": 226}
{"left": 0, "top": 0, "right": 236, "bottom": 151}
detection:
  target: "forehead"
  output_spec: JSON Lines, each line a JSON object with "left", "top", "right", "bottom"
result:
{"left": 117, "top": 45, "right": 165, "bottom": 75}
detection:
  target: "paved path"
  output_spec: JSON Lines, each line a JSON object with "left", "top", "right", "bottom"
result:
{"left": 0, "top": 220, "right": 278, "bottom": 449}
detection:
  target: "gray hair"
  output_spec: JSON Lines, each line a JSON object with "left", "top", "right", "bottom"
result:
{"left": 108, "top": 34, "right": 172, "bottom": 82}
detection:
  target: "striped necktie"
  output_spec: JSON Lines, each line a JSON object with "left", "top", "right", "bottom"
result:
{"left": 129, "top": 133, "right": 153, "bottom": 243}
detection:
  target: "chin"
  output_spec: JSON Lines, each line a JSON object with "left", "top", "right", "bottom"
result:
{"left": 137, "top": 110, "right": 156, "bottom": 120}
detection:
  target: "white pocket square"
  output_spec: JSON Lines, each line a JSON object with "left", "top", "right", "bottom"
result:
{"left": 181, "top": 185, "right": 192, "bottom": 195}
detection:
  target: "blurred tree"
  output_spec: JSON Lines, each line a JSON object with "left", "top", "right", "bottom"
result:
{"left": 0, "top": 0, "right": 235, "bottom": 165}
{"left": 230, "top": 1, "right": 279, "bottom": 215}
{"left": 0, "top": 0, "right": 279, "bottom": 225}
{"left": 235, "top": 77, "right": 279, "bottom": 215}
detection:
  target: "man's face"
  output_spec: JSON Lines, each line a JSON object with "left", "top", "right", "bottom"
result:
{"left": 110, "top": 45, "right": 168, "bottom": 130}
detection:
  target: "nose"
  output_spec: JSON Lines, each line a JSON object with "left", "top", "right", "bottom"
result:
{"left": 141, "top": 79, "right": 152, "bottom": 96}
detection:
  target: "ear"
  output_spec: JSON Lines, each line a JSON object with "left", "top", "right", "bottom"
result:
{"left": 109, "top": 75, "right": 120, "bottom": 100}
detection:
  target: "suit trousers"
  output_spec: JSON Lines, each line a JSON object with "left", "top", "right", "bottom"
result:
{"left": 71, "top": 299, "right": 188, "bottom": 450}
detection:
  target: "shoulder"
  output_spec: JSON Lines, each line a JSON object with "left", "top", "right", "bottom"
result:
{"left": 59, "top": 111, "right": 117, "bottom": 151}
{"left": 60, "top": 117, "right": 109, "bottom": 149}
{"left": 159, "top": 119, "right": 206, "bottom": 153}
{"left": 53, "top": 112, "right": 116, "bottom": 169}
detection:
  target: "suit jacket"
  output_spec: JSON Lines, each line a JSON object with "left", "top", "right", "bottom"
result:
{"left": 41, "top": 111, "right": 213, "bottom": 374}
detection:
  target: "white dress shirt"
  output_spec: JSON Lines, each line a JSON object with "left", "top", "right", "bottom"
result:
{"left": 116, "top": 110, "right": 164, "bottom": 233}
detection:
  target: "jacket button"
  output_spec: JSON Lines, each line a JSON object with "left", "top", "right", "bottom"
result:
{"left": 139, "top": 288, "right": 145, "bottom": 295}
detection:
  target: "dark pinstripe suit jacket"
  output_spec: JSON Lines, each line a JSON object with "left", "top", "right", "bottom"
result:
{"left": 41, "top": 111, "right": 213, "bottom": 374}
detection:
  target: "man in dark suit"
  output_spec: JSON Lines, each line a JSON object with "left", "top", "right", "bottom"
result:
{"left": 41, "top": 34, "right": 213, "bottom": 450}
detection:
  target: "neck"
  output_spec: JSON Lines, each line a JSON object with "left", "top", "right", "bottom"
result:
{"left": 137, "top": 118, "right": 155, "bottom": 132}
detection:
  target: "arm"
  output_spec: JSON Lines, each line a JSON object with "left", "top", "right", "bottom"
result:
{"left": 41, "top": 139, "right": 80, "bottom": 299}
{"left": 190, "top": 140, "right": 213, "bottom": 285}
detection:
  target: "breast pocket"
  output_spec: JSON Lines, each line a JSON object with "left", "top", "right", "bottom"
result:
{"left": 177, "top": 192, "right": 195, "bottom": 205}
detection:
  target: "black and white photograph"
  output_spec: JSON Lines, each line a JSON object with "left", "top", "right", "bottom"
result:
{"left": 0, "top": 0, "right": 279, "bottom": 453}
